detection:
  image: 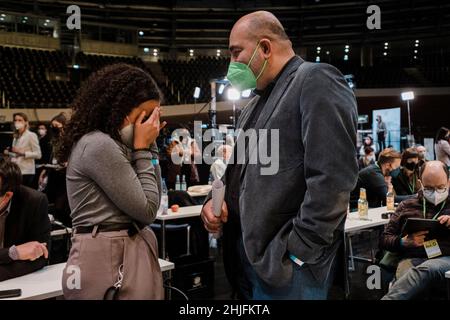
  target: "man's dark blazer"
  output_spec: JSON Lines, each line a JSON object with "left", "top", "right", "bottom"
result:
{"left": 0, "top": 185, "right": 51, "bottom": 281}
{"left": 205, "top": 56, "right": 358, "bottom": 290}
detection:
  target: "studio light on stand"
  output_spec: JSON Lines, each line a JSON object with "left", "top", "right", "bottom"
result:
{"left": 193, "top": 86, "right": 201, "bottom": 113}
{"left": 227, "top": 88, "right": 240, "bottom": 128}
{"left": 401, "top": 91, "right": 415, "bottom": 146}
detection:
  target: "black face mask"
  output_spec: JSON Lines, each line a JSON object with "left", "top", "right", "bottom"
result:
{"left": 404, "top": 162, "right": 417, "bottom": 171}
{"left": 51, "top": 126, "right": 60, "bottom": 136}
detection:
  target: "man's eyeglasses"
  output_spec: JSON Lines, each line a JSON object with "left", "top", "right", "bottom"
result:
{"left": 423, "top": 187, "right": 448, "bottom": 194}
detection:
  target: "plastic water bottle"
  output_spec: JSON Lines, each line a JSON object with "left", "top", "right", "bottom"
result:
{"left": 175, "top": 175, "right": 181, "bottom": 191}
{"left": 160, "top": 179, "right": 168, "bottom": 215}
{"left": 181, "top": 175, "right": 187, "bottom": 191}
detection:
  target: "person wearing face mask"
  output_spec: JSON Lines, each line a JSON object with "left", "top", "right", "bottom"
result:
{"left": 391, "top": 148, "right": 421, "bottom": 196}
{"left": 359, "top": 135, "right": 375, "bottom": 158}
{"left": 33, "top": 123, "right": 52, "bottom": 190}
{"left": 381, "top": 161, "right": 450, "bottom": 300}
{"left": 168, "top": 128, "right": 201, "bottom": 188}
{"left": 435, "top": 127, "right": 450, "bottom": 169}
{"left": 57, "top": 64, "right": 167, "bottom": 299}
{"left": 0, "top": 158, "right": 51, "bottom": 281}
{"left": 415, "top": 145, "right": 427, "bottom": 162}
{"left": 201, "top": 11, "right": 358, "bottom": 299}
{"left": 351, "top": 148, "right": 414, "bottom": 208}
{"left": 3, "top": 113, "right": 42, "bottom": 188}
{"left": 358, "top": 146, "right": 376, "bottom": 170}
{"left": 38, "top": 113, "right": 71, "bottom": 226}
{"left": 36, "top": 123, "right": 52, "bottom": 166}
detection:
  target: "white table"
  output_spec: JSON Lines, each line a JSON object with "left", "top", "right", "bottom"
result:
{"left": 345, "top": 206, "right": 390, "bottom": 272}
{"left": 155, "top": 205, "right": 202, "bottom": 259}
{"left": 345, "top": 206, "right": 390, "bottom": 233}
{"left": 0, "top": 259, "right": 174, "bottom": 300}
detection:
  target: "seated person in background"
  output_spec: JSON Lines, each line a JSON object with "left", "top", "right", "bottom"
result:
{"left": 381, "top": 161, "right": 450, "bottom": 300}
{"left": 415, "top": 145, "right": 427, "bottom": 162}
{"left": 210, "top": 144, "right": 232, "bottom": 181}
{"left": 359, "top": 135, "right": 375, "bottom": 158}
{"left": 351, "top": 148, "right": 413, "bottom": 208}
{"left": 391, "top": 147, "right": 421, "bottom": 196}
{"left": 0, "top": 158, "right": 50, "bottom": 281}
{"left": 358, "top": 146, "right": 375, "bottom": 170}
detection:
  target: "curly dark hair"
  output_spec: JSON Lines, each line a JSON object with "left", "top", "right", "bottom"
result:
{"left": 57, "top": 63, "right": 162, "bottom": 162}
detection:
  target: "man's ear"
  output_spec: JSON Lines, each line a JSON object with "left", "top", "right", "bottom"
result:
{"left": 259, "top": 38, "right": 272, "bottom": 58}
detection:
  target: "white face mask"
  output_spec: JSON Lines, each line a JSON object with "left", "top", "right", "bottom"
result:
{"left": 423, "top": 188, "right": 449, "bottom": 206}
{"left": 38, "top": 129, "right": 46, "bottom": 137}
{"left": 14, "top": 122, "right": 25, "bottom": 130}
{"left": 119, "top": 118, "right": 134, "bottom": 149}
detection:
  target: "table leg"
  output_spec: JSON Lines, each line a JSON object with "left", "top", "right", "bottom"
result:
{"left": 164, "top": 270, "right": 172, "bottom": 300}
{"left": 347, "top": 234, "right": 355, "bottom": 272}
{"left": 161, "top": 220, "right": 166, "bottom": 260}
{"left": 447, "top": 277, "right": 450, "bottom": 300}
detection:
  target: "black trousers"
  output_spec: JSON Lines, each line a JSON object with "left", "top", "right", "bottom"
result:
{"left": 377, "top": 132, "right": 386, "bottom": 151}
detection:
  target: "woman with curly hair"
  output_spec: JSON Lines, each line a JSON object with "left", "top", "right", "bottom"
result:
{"left": 59, "top": 63, "right": 167, "bottom": 300}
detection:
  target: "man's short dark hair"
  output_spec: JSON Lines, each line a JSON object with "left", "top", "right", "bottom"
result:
{"left": 0, "top": 158, "right": 22, "bottom": 194}
{"left": 378, "top": 148, "right": 401, "bottom": 165}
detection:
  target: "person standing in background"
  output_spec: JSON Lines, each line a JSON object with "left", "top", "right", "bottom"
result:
{"left": 168, "top": 128, "right": 201, "bottom": 188}
{"left": 376, "top": 115, "right": 387, "bottom": 152}
{"left": 415, "top": 145, "right": 427, "bottom": 162}
{"left": 34, "top": 123, "right": 52, "bottom": 189}
{"left": 3, "top": 113, "right": 41, "bottom": 188}
{"left": 39, "top": 113, "right": 71, "bottom": 226}
{"left": 435, "top": 127, "right": 450, "bottom": 169}
{"left": 36, "top": 124, "right": 52, "bottom": 165}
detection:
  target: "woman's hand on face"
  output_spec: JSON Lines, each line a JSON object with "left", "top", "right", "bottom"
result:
{"left": 133, "top": 107, "right": 167, "bottom": 149}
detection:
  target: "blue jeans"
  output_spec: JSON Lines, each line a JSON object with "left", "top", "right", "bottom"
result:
{"left": 239, "top": 240, "right": 335, "bottom": 300}
{"left": 382, "top": 256, "right": 450, "bottom": 300}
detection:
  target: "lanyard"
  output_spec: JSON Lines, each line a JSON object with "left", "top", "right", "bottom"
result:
{"left": 408, "top": 174, "right": 416, "bottom": 194}
{"left": 422, "top": 198, "right": 446, "bottom": 219}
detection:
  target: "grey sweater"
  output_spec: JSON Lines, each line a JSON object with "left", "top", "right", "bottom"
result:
{"left": 66, "top": 131, "right": 161, "bottom": 227}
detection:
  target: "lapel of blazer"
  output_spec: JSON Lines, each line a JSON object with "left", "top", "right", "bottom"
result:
{"left": 240, "top": 56, "right": 304, "bottom": 179}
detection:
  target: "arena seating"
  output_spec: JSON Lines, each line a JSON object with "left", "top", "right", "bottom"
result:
{"left": 1, "top": 45, "right": 449, "bottom": 109}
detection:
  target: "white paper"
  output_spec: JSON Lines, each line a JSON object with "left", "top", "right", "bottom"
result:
{"left": 211, "top": 179, "right": 226, "bottom": 239}
{"left": 212, "top": 179, "right": 226, "bottom": 217}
